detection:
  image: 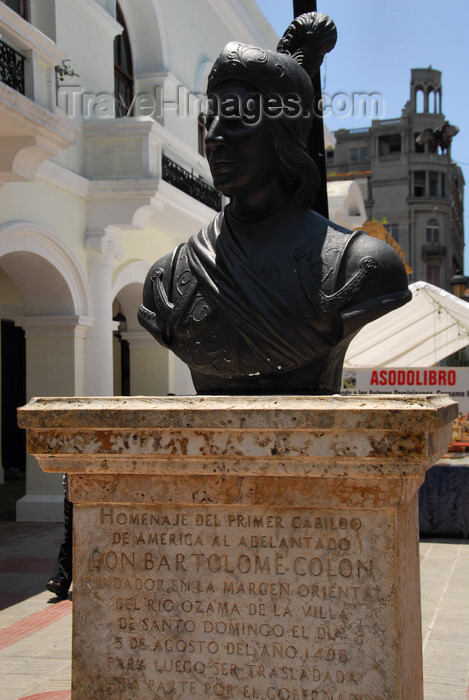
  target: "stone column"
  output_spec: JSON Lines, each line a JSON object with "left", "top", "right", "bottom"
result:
{"left": 18, "top": 394, "right": 457, "bottom": 699}
{"left": 16, "top": 315, "right": 91, "bottom": 521}
{"left": 120, "top": 330, "right": 170, "bottom": 396}
{"left": 84, "top": 228, "right": 122, "bottom": 396}
{"left": 168, "top": 352, "right": 196, "bottom": 395}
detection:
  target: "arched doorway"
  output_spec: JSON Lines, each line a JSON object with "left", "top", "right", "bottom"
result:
{"left": 0, "top": 222, "right": 91, "bottom": 520}
{"left": 112, "top": 261, "right": 169, "bottom": 396}
{"left": 111, "top": 260, "right": 195, "bottom": 396}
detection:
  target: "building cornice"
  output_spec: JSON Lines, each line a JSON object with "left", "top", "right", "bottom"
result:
{"left": 19, "top": 315, "right": 94, "bottom": 338}
{"left": 406, "top": 196, "right": 450, "bottom": 208}
{"left": 37, "top": 160, "right": 90, "bottom": 198}
{"left": 65, "top": 0, "right": 122, "bottom": 39}
{"left": 135, "top": 70, "right": 181, "bottom": 90}
{"left": 87, "top": 178, "right": 159, "bottom": 201}
{"left": 0, "top": 83, "right": 79, "bottom": 145}
{"left": 370, "top": 177, "right": 410, "bottom": 187}
{"left": 0, "top": 3, "right": 66, "bottom": 66}
{"left": 150, "top": 119, "right": 211, "bottom": 178}
{"left": 83, "top": 116, "right": 212, "bottom": 180}
{"left": 154, "top": 178, "right": 217, "bottom": 222}
{"left": 0, "top": 85, "right": 79, "bottom": 184}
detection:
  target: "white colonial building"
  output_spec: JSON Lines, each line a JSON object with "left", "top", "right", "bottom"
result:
{"left": 0, "top": 0, "right": 277, "bottom": 519}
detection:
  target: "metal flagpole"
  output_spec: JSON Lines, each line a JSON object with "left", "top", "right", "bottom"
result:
{"left": 292, "top": 0, "right": 329, "bottom": 218}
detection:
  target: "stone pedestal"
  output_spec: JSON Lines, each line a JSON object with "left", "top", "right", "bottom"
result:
{"left": 18, "top": 394, "right": 457, "bottom": 700}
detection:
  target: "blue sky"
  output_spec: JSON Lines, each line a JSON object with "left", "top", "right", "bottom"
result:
{"left": 255, "top": 0, "right": 469, "bottom": 273}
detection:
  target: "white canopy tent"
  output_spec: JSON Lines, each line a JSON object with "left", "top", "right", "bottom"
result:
{"left": 344, "top": 281, "right": 469, "bottom": 367}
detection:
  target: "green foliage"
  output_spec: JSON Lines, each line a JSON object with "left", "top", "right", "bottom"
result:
{"left": 55, "top": 59, "right": 79, "bottom": 87}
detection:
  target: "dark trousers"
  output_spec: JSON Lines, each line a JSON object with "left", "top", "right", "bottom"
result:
{"left": 50, "top": 495, "right": 73, "bottom": 590}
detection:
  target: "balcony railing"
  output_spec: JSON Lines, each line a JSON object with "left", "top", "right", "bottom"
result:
{"left": 162, "top": 154, "right": 222, "bottom": 212}
{"left": 0, "top": 37, "right": 25, "bottom": 94}
{"left": 422, "top": 243, "right": 446, "bottom": 259}
{"left": 378, "top": 119, "right": 401, "bottom": 126}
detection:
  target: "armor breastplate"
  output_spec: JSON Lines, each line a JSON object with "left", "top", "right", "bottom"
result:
{"left": 137, "top": 207, "right": 379, "bottom": 392}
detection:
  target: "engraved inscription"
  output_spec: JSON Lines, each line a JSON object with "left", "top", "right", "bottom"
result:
{"left": 73, "top": 505, "right": 396, "bottom": 699}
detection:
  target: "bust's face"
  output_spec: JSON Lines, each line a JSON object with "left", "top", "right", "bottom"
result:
{"left": 205, "top": 83, "right": 282, "bottom": 200}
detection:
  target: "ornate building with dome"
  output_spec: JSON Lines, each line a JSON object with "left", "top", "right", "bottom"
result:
{"left": 326, "top": 67, "right": 464, "bottom": 291}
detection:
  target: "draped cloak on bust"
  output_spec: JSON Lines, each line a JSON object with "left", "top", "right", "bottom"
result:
{"left": 138, "top": 200, "right": 411, "bottom": 394}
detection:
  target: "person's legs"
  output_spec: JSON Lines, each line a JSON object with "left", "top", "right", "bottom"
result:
{"left": 47, "top": 495, "right": 73, "bottom": 598}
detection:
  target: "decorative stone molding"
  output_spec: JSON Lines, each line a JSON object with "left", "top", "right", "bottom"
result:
{"left": 0, "top": 221, "right": 92, "bottom": 317}
{"left": 82, "top": 119, "right": 217, "bottom": 236}
{"left": 84, "top": 228, "right": 123, "bottom": 396}
{"left": 132, "top": 178, "right": 218, "bottom": 234}
{"left": 0, "top": 2, "right": 79, "bottom": 186}
{"left": 85, "top": 228, "right": 123, "bottom": 262}
{"left": 0, "top": 83, "right": 79, "bottom": 185}
{"left": 37, "top": 160, "right": 90, "bottom": 199}
{"left": 112, "top": 260, "right": 150, "bottom": 299}
{"left": 19, "top": 315, "right": 93, "bottom": 338}
{"left": 66, "top": 0, "right": 122, "bottom": 39}
{"left": 0, "top": 3, "right": 67, "bottom": 67}
{"left": 83, "top": 117, "right": 210, "bottom": 180}
{"left": 118, "top": 0, "right": 170, "bottom": 74}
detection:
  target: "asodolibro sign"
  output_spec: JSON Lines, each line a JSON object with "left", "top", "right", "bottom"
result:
{"left": 341, "top": 367, "right": 469, "bottom": 413}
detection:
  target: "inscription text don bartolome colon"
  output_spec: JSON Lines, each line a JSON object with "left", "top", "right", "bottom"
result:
{"left": 75, "top": 503, "right": 392, "bottom": 699}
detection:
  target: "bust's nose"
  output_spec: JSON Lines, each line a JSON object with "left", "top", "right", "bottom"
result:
{"left": 205, "top": 116, "right": 225, "bottom": 151}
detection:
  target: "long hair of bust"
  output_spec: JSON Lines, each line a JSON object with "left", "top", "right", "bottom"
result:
{"left": 270, "top": 119, "right": 320, "bottom": 209}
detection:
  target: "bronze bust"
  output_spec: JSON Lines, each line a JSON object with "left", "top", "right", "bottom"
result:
{"left": 138, "top": 13, "right": 411, "bottom": 394}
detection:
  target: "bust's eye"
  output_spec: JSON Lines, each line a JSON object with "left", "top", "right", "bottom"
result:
{"left": 225, "top": 114, "right": 246, "bottom": 129}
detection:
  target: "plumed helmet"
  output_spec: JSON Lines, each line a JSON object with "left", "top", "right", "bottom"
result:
{"left": 207, "top": 12, "right": 337, "bottom": 144}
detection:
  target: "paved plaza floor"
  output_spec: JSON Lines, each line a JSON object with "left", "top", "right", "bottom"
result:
{"left": 0, "top": 521, "right": 467, "bottom": 699}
